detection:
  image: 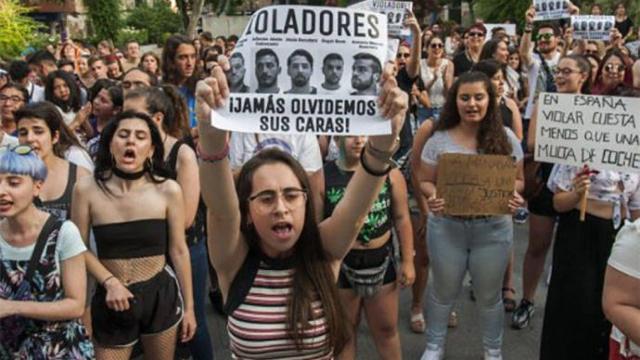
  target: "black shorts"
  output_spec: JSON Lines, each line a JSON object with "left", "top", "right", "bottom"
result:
{"left": 92, "top": 266, "right": 183, "bottom": 347}
{"left": 528, "top": 186, "right": 559, "bottom": 218}
{"left": 338, "top": 241, "right": 396, "bottom": 289}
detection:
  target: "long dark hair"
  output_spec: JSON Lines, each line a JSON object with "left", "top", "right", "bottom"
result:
{"left": 480, "top": 39, "right": 507, "bottom": 62}
{"left": 125, "top": 85, "right": 190, "bottom": 138}
{"left": 162, "top": 34, "right": 200, "bottom": 96}
{"left": 236, "top": 149, "right": 348, "bottom": 354}
{"left": 94, "top": 111, "right": 169, "bottom": 195}
{"left": 437, "top": 71, "right": 512, "bottom": 155}
{"left": 14, "top": 101, "right": 87, "bottom": 158}
{"left": 44, "top": 70, "right": 81, "bottom": 112}
{"left": 594, "top": 48, "right": 628, "bottom": 94}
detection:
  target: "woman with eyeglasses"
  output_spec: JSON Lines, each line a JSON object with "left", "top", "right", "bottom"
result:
{"left": 593, "top": 49, "right": 631, "bottom": 95}
{"left": 316, "top": 135, "right": 414, "bottom": 359}
{"left": 418, "top": 36, "right": 454, "bottom": 123}
{"left": 197, "top": 61, "right": 407, "bottom": 358}
{"left": 15, "top": 102, "right": 92, "bottom": 221}
{"left": 71, "top": 111, "right": 196, "bottom": 359}
{"left": 122, "top": 85, "right": 212, "bottom": 360}
{"left": 0, "top": 145, "right": 94, "bottom": 359}
{"left": 0, "top": 83, "right": 28, "bottom": 136}
{"left": 418, "top": 71, "right": 524, "bottom": 360}
{"left": 540, "top": 77, "right": 640, "bottom": 360}
{"left": 453, "top": 24, "right": 486, "bottom": 77}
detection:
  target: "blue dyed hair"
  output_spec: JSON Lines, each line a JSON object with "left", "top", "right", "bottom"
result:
{"left": 0, "top": 147, "right": 48, "bottom": 181}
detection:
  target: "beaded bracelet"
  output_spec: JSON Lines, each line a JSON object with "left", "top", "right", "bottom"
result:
{"left": 197, "top": 141, "right": 230, "bottom": 163}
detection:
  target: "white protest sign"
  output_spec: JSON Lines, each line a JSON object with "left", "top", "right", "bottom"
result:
{"left": 484, "top": 23, "right": 516, "bottom": 42}
{"left": 571, "top": 15, "right": 614, "bottom": 41}
{"left": 533, "top": 0, "right": 571, "bottom": 21}
{"left": 213, "top": 6, "right": 389, "bottom": 135}
{"left": 350, "top": 0, "right": 412, "bottom": 38}
{"left": 534, "top": 92, "right": 640, "bottom": 173}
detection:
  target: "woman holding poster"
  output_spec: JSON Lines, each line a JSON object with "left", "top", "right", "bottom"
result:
{"left": 197, "top": 62, "right": 408, "bottom": 359}
{"left": 418, "top": 71, "right": 524, "bottom": 360}
{"left": 541, "top": 85, "right": 640, "bottom": 359}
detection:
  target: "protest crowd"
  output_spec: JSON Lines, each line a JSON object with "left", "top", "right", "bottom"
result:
{"left": 1, "top": 0, "right": 640, "bottom": 360}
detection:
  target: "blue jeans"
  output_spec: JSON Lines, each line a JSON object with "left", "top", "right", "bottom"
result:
{"left": 188, "top": 240, "right": 214, "bottom": 360}
{"left": 425, "top": 215, "right": 512, "bottom": 350}
{"left": 416, "top": 106, "right": 441, "bottom": 126}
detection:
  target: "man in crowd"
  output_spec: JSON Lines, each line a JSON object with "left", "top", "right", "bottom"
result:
{"left": 8, "top": 60, "right": 44, "bottom": 103}
{"left": 284, "top": 49, "right": 316, "bottom": 94}
{"left": 89, "top": 56, "right": 109, "bottom": 81}
{"left": 121, "top": 40, "right": 141, "bottom": 72}
{"left": 255, "top": 48, "right": 281, "bottom": 93}
{"left": 319, "top": 53, "right": 345, "bottom": 94}
{"left": 227, "top": 52, "right": 249, "bottom": 93}
{"left": 26, "top": 50, "right": 58, "bottom": 85}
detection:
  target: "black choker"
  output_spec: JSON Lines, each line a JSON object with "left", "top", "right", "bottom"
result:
{"left": 112, "top": 167, "right": 146, "bottom": 180}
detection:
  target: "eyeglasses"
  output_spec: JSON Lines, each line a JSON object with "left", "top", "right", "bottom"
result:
{"left": 248, "top": 188, "right": 307, "bottom": 215}
{"left": 553, "top": 67, "right": 581, "bottom": 76}
{"left": 536, "top": 33, "right": 554, "bottom": 41}
{"left": 430, "top": 43, "right": 444, "bottom": 49}
{"left": 0, "top": 95, "right": 24, "bottom": 103}
{"left": 604, "top": 63, "right": 625, "bottom": 73}
{"left": 396, "top": 53, "right": 411, "bottom": 59}
{"left": 468, "top": 32, "right": 485, "bottom": 38}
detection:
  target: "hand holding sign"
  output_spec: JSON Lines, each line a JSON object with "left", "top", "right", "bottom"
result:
{"left": 370, "top": 62, "right": 408, "bottom": 151}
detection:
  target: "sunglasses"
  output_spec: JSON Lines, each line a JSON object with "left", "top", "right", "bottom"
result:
{"left": 604, "top": 63, "right": 625, "bottom": 73}
{"left": 396, "top": 53, "right": 411, "bottom": 59}
{"left": 536, "top": 33, "right": 554, "bottom": 41}
{"left": 468, "top": 32, "right": 485, "bottom": 38}
{"left": 430, "top": 43, "right": 444, "bottom": 49}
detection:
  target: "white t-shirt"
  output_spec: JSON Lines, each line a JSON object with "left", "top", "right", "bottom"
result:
{"left": 608, "top": 219, "right": 640, "bottom": 357}
{"left": 524, "top": 51, "right": 560, "bottom": 119}
{"left": 0, "top": 220, "right": 87, "bottom": 270}
{"left": 65, "top": 145, "right": 94, "bottom": 172}
{"left": 0, "top": 133, "right": 18, "bottom": 148}
{"left": 229, "top": 132, "right": 323, "bottom": 172}
{"left": 28, "top": 82, "right": 45, "bottom": 104}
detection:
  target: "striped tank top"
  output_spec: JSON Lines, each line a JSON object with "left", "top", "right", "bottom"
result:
{"left": 225, "top": 250, "right": 332, "bottom": 359}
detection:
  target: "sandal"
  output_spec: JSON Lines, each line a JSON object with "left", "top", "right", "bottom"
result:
{"left": 410, "top": 311, "right": 426, "bottom": 333}
{"left": 448, "top": 311, "right": 458, "bottom": 328}
{"left": 502, "top": 287, "right": 517, "bottom": 312}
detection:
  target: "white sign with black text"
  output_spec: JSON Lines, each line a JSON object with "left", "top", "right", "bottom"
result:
{"left": 571, "top": 15, "right": 615, "bottom": 41}
{"left": 533, "top": 0, "right": 571, "bottom": 21}
{"left": 350, "top": 0, "right": 413, "bottom": 38}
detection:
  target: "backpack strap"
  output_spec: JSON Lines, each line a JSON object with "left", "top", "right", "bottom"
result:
{"left": 23, "top": 216, "right": 62, "bottom": 283}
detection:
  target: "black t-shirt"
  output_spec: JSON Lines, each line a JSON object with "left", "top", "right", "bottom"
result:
{"left": 394, "top": 67, "right": 416, "bottom": 164}
{"left": 615, "top": 18, "right": 634, "bottom": 38}
{"left": 453, "top": 51, "right": 475, "bottom": 77}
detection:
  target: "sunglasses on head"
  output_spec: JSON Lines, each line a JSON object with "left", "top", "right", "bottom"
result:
{"left": 536, "top": 33, "right": 554, "bottom": 41}
{"left": 0, "top": 145, "right": 34, "bottom": 156}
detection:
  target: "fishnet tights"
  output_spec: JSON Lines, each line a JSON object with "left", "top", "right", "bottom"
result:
{"left": 102, "top": 255, "right": 165, "bottom": 285}
{"left": 95, "top": 325, "right": 178, "bottom": 360}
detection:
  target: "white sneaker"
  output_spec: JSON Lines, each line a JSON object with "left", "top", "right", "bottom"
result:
{"left": 420, "top": 344, "right": 445, "bottom": 360}
{"left": 484, "top": 348, "right": 503, "bottom": 360}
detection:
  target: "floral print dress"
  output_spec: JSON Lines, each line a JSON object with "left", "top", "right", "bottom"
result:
{"left": 0, "top": 221, "right": 94, "bottom": 359}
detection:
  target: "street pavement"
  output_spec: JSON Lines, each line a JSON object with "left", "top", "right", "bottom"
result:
{"left": 206, "top": 221, "right": 550, "bottom": 360}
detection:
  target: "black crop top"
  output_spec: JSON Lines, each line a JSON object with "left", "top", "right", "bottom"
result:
{"left": 93, "top": 219, "right": 168, "bottom": 259}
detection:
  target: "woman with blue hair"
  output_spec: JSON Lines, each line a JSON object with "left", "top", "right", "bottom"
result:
{"left": 0, "top": 145, "right": 94, "bottom": 359}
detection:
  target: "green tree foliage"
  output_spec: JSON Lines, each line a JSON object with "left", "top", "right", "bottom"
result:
{"left": 0, "top": 0, "right": 45, "bottom": 60}
{"left": 473, "top": 0, "right": 530, "bottom": 29}
{"left": 85, "top": 0, "right": 121, "bottom": 43}
{"left": 126, "top": 1, "right": 183, "bottom": 45}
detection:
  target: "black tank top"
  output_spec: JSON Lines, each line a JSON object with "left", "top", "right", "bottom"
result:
{"left": 323, "top": 161, "right": 393, "bottom": 244}
{"left": 164, "top": 138, "right": 206, "bottom": 246}
{"left": 500, "top": 98, "right": 513, "bottom": 130}
{"left": 93, "top": 219, "right": 168, "bottom": 259}
{"left": 35, "top": 163, "right": 77, "bottom": 220}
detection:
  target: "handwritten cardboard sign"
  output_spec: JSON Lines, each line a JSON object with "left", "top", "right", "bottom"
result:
{"left": 436, "top": 154, "right": 516, "bottom": 216}
{"left": 534, "top": 92, "right": 640, "bottom": 173}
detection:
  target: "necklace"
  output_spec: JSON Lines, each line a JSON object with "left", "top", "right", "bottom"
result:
{"left": 112, "top": 166, "right": 146, "bottom": 180}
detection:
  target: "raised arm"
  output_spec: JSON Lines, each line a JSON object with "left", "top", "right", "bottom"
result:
{"left": 405, "top": 11, "right": 422, "bottom": 79}
{"left": 196, "top": 63, "right": 247, "bottom": 284}
{"left": 520, "top": 6, "right": 535, "bottom": 67}
{"left": 318, "top": 66, "right": 408, "bottom": 261}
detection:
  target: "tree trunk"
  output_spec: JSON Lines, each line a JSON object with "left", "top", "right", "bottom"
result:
{"left": 187, "top": 0, "right": 205, "bottom": 38}
{"left": 176, "top": 0, "right": 190, "bottom": 32}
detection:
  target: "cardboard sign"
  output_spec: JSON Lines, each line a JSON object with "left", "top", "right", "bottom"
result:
{"left": 533, "top": 0, "right": 571, "bottom": 21}
{"left": 436, "top": 154, "right": 516, "bottom": 216}
{"left": 534, "top": 92, "right": 640, "bottom": 173}
{"left": 571, "top": 15, "right": 614, "bottom": 41}
{"left": 211, "top": 6, "right": 390, "bottom": 135}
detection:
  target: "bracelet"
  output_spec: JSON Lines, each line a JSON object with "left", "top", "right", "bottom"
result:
{"left": 359, "top": 146, "right": 394, "bottom": 177}
{"left": 197, "top": 141, "right": 230, "bottom": 163}
{"left": 366, "top": 138, "right": 399, "bottom": 163}
{"left": 101, "top": 275, "right": 115, "bottom": 287}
